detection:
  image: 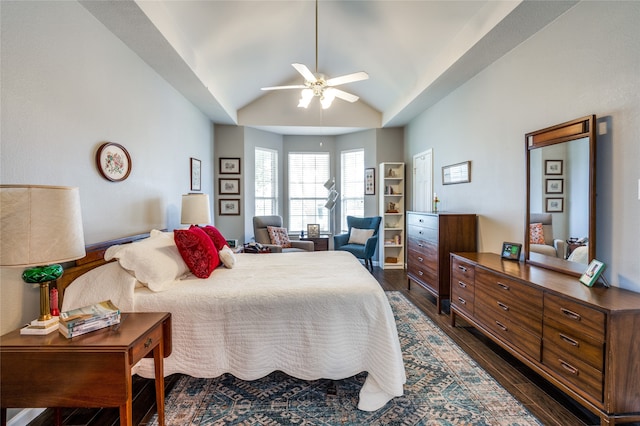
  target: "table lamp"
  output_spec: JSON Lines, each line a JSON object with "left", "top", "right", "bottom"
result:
{"left": 181, "top": 193, "right": 211, "bottom": 226}
{"left": 1, "top": 185, "right": 86, "bottom": 332}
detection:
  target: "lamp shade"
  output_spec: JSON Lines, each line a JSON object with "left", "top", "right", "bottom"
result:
{"left": 324, "top": 177, "right": 335, "bottom": 191}
{"left": 1, "top": 185, "right": 86, "bottom": 267}
{"left": 181, "top": 193, "right": 211, "bottom": 225}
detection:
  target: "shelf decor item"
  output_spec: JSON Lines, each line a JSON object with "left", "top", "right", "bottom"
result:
{"left": 96, "top": 142, "right": 131, "bottom": 182}
{"left": 307, "top": 224, "right": 320, "bottom": 238}
{"left": 0, "top": 185, "right": 86, "bottom": 334}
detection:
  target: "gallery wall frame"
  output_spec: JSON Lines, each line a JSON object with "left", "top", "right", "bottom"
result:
{"left": 219, "top": 178, "right": 240, "bottom": 195}
{"left": 545, "top": 160, "right": 563, "bottom": 175}
{"left": 220, "top": 157, "right": 241, "bottom": 174}
{"left": 546, "top": 197, "right": 564, "bottom": 212}
{"left": 545, "top": 178, "right": 563, "bottom": 194}
{"left": 96, "top": 142, "right": 131, "bottom": 182}
{"left": 219, "top": 198, "right": 240, "bottom": 215}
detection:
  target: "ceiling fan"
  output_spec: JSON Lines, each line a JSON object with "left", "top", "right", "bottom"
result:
{"left": 260, "top": 0, "right": 369, "bottom": 109}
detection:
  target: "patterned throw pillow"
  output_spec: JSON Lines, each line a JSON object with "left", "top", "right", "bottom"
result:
{"left": 529, "top": 223, "right": 545, "bottom": 244}
{"left": 267, "top": 226, "right": 292, "bottom": 248}
{"left": 201, "top": 225, "right": 228, "bottom": 250}
{"left": 174, "top": 226, "right": 220, "bottom": 278}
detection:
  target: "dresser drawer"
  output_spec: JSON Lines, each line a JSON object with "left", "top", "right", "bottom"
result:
{"left": 475, "top": 299, "right": 542, "bottom": 361}
{"left": 407, "top": 224, "right": 437, "bottom": 242}
{"left": 451, "top": 278, "right": 474, "bottom": 315}
{"left": 476, "top": 269, "right": 543, "bottom": 334}
{"left": 407, "top": 242, "right": 437, "bottom": 269}
{"left": 544, "top": 293, "right": 605, "bottom": 341}
{"left": 543, "top": 344, "right": 603, "bottom": 402}
{"left": 407, "top": 235, "right": 436, "bottom": 255}
{"left": 451, "top": 257, "right": 475, "bottom": 284}
{"left": 543, "top": 322, "right": 604, "bottom": 371}
{"left": 407, "top": 213, "right": 438, "bottom": 229}
{"left": 408, "top": 262, "right": 438, "bottom": 293}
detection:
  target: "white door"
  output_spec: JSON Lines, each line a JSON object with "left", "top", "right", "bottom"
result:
{"left": 413, "top": 149, "right": 433, "bottom": 212}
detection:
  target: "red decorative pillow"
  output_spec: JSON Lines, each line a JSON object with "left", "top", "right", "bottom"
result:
{"left": 174, "top": 227, "right": 219, "bottom": 278}
{"left": 529, "top": 223, "right": 545, "bottom": 244}
{"left": 200, "top": 225, "right": 227, "bottom": 250}
{"left": 267, "top": 226, "right": 292, "bottom": 248}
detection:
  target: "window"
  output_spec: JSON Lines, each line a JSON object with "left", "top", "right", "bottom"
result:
{"left": 340, "top": 149, "right": 365, "bottom": 232}
{"left": 255, "top": 147, "right": 278, "bottom": 216}
{"left": 288, "top": 152, "right": 330, "bottom": 233}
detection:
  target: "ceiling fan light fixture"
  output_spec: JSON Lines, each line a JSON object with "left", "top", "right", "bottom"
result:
{"left": 298, "top": 88, "right": 314, "bottom": 108}
{"left": 320, "top": 88, "right": 335, "bottom": 109}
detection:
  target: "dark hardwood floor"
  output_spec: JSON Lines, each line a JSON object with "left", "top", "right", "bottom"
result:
{"left": 27, "top": 268, "right": 618, "bottom": 426}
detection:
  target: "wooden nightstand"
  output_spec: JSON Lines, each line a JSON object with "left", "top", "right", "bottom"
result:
{"left": 1, "top": 312, "right": 171, "bottom": 426}
{"left": 301, "top": 236, "right": 329, "bottom": 251}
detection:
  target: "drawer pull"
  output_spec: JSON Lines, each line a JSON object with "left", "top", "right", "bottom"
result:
{"left": 418, "top": 218, "right": 423, "bottom": 223}
{"left": 559, "top": 333, "right": 579, "bottom": 347}
{"left": 458, "top": 265, "right": 468, "bottom": 272}
{"left": 497, "top": 301, "right": 509, "bottom": 311}
{"left": 561, "top": 308, "right": 582, "bottom": 321}
{"left": 497, "top": 282, "right": 510, "bottom": 291}
{"left": 418, "top": 243, "right": 424, "bottom": 248}
{"left": 418, "top": 271, "right": 424, "bottom": 276}
{"left": 458, "top": 297, "right": 466, "bottom": 305}
{"left": 495, "top": 321, "right": 507, "bottom": 331}
{"left": 458, "top": 281, "right": 467, "bottom": 288}
{"left": 559, "top": 359, "right": 579, "bottom": 375}
{"left": 144, "top": 337, "right": 153, "bottom": 349}
{"left": 417, "top": 256, "right": 424, "bottom": 262}
{"left": 419, "top": 230, "right": 423, "bottom": 235}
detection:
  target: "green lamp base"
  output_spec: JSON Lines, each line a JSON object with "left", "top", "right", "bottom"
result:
{"left": 22, "top": 264, "right": 64, "bottom": 322}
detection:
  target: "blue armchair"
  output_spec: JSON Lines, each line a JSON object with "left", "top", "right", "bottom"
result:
{"left": 334, "top": 216, "right": 382, "bottom": 271}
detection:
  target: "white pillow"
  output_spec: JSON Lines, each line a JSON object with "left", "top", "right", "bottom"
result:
{"left": 348, "top": 228, "right": 375, "bottom": 245}
{"left": 104, "top": 230, "right": 189, "bottom": 292}
{"left": 219, "top": 245, "right": 236, "bottom": 269}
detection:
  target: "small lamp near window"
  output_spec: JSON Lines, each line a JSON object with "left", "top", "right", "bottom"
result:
{"left": 181, "top": 193, "right": 211, "bottom": 226}
{"left": 1, "top": 185, "right": 86, "bottom": 333}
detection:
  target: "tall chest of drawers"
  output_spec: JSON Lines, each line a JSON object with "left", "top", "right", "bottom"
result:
{"left": 450, "top": 252, "right": 640, "bottom": 426}
{"left": 406, "top": 211, "right": 477, "bottom": 313}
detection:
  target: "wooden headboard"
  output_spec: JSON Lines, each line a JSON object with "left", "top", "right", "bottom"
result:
{"left": 55, "top": 231, "right": 155, "bottom": 308}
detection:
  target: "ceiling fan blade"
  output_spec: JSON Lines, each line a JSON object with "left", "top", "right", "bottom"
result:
{"left": 326, "top": 71, "right": 369, "bottom": 87}
{"left": 261, "top": 85, "right": 306, "bottom": 91}
{"left": 292, "top": 63, "right": 317, "bottom": 82}
{"left": 332, "top": 88, "right": 359, "bottom": 103}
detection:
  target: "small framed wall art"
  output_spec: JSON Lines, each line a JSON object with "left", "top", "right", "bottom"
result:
{"left": 96, "top": 142, "right": 131, "bottom": 182}
{"left": 365, "top": 168, "right": 375, "bottom": 195}
{"left": 545, "top": 160, "right": 563, "bottom": 175}
{"left": 546, "top": 197, "right": 564, "bottom": 212}
{"left": 220, "top": 157, "right": 241, "bottom": 174}
{"left": 545, "top": 178, "right": 563, "bottom": 194}
{"left": 190, "top": 157, "right": 201, "bottom": 191}
{"left": 219, "top": 198, "right": 240, "bottom": 215}
{"left": 442, "top": 161, "right": 471, "bottom": 185}
{"left": 219, "top": 178, "right": 240, "bottom": 195}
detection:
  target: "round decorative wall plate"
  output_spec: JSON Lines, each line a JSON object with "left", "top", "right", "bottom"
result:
{"left": 96, "top": 142, "right": 131, "bottom": 182}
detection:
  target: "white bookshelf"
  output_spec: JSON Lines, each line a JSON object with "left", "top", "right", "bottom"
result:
{"left": 379, "top": 162, "right": 405, "bottom": 269}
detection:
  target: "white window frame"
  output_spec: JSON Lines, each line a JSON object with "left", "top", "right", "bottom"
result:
{"left": 288, "top": 152, "right": 331, "bottom": 233}
{"left": 340, "top": 149, "right": 365, "bottom": 232}
{"left": 255, "top": 147, "right": 278, "bottom": 216}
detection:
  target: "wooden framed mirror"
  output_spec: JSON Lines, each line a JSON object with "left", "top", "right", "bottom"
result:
{"left": 525, "top": 115, "right": 596, "bottom": 276}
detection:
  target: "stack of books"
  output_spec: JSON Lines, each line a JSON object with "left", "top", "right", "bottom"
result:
{"left": 58, "top": 300, "right": 121, "bottom": 338}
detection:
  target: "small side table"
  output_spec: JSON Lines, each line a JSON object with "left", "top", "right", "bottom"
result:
{"left": 1, "top": 312, "right": 172, "bottom": 426}
{"left": 301, "top": 236, "right": 329, "bottom": 251}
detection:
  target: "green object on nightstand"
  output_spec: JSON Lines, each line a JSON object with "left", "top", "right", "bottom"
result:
{"left": 22, "top": 264, "right": 63, "bottom": 283}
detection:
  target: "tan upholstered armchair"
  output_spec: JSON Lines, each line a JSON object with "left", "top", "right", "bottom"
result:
{"left": 529, "top": 213, "right": 565, "bottom": 258}
{"left": 252, "top": 216, "right": 314, "bottom": 253}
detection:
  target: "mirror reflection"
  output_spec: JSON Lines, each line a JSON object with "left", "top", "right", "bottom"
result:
{"left": 529, "top": 137, "right": 590, "bottom": 265}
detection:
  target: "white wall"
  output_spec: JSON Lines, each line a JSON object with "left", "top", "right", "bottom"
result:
{"left": 404, "top": 1, "right": 640, "bottom": 291}
{"left": 0, "top": 0, "right": 214, "bottom": 335}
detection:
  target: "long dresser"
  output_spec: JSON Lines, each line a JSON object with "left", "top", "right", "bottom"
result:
{"left": 406, "top": 211, "right": 477, "bottom": 313}
{"left": 450, "top": 252, "right": 640, "bottom": 426}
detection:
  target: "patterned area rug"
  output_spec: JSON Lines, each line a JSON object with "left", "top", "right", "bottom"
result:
{"left": 150, "top": 292, "right": 541, "bottom": 425}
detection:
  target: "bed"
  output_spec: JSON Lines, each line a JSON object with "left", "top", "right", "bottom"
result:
{"left": 58, "top": 230, "right": 406, "bottom": 412}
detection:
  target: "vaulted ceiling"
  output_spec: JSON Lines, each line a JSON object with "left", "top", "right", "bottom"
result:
{"left": 80, "top": 0, "right": 577, "bottom": 135}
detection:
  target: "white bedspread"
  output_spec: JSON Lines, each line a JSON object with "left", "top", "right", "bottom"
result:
{"left": 63, "top": 251, "right": 406, "bottom": 411}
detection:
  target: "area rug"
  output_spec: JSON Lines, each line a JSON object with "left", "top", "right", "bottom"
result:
{"left": 149, "top": 291, "right": 541, "bottom": 425}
